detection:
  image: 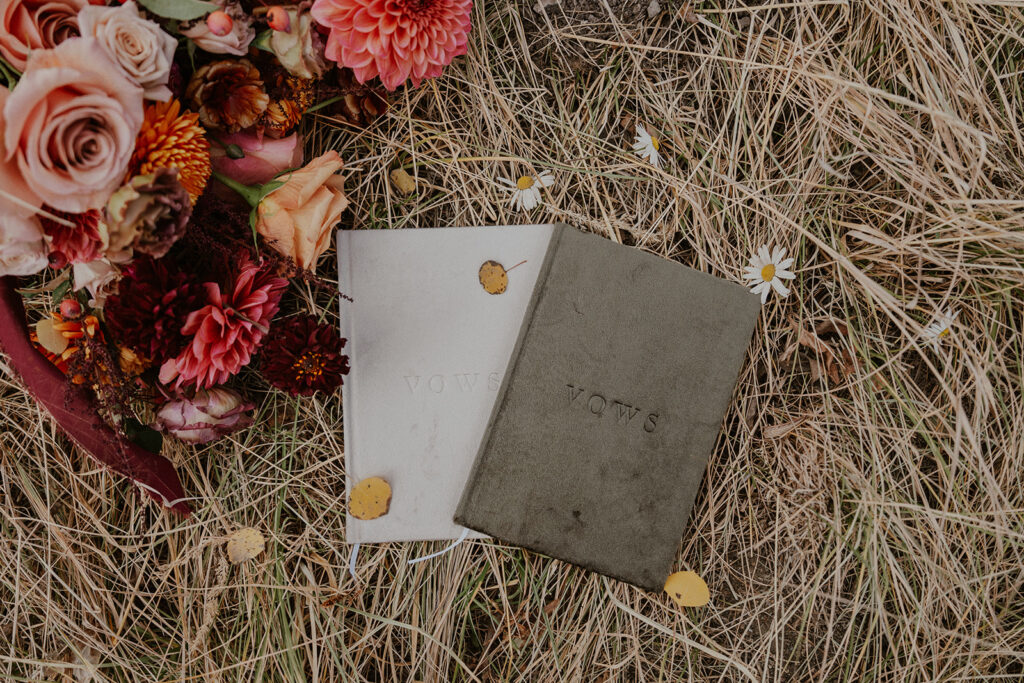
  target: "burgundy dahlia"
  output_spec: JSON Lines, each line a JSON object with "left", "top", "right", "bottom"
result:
{"left": 260, "top": 314, "right": 349, "bottom": 396}
{"left": 159, "top": 258, "right": 287, "bottom": 390}
{"left": 104, "top": 258, "right": 203, "bottom": 364}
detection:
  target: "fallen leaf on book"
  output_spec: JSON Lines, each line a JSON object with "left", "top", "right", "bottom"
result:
{"left": 226, "top": 527, "right": 266, "bottom": 563}
{"left": 478, "top": 260, "right": 509, "bottom": 295}
{"left": 349, "top": 477, "right": 392, "bottom": 520}
{"left": 664, "top": 570, "right": 709, "bottom": 607}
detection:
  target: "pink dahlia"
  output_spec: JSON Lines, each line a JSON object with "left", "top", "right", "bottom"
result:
{"left": 311, "top": 0, "right": 472, "bottom": 91}
{"left": 159, "top": 259, "right": 287, "bottom": 390}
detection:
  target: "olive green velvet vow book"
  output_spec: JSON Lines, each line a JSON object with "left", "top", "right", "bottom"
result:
{"left": 454, "top": 224, "right": 760, "bottom": 591}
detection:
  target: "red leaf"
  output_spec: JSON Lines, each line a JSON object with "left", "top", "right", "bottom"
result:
{"left": 0, "top": 276, "right": 190, "bottom": 516}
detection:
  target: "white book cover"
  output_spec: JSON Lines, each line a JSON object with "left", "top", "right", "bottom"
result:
{"left": 337, "top": 225, "right": 556, "bottom": 543}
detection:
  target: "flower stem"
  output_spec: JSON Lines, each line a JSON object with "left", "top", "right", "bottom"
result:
{"left": 211, "top": 171, "right": 263, "bottom": 208}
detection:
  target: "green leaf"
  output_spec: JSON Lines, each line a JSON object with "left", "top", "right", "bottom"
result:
{"left": 252, "top": 29, "right": 274, "bottom": 53}
{"left": 51, "top": 278, "right": 71, "bottom": 305}
{"left": 137, "top": 0, "right": 216, "bottom": 21}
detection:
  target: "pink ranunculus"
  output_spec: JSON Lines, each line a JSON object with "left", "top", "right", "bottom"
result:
{"left": 0, "top": 0, "right": 101, "bottom": 72}
{"left": 311, "top": 0, "right": 472, "bottom": 91}
{"left": 0, "top": 214, "right": 49, "bottom": 277}
{"left": 210, "top": 130, "right": 304, "bottom": 186}
{"left": 2, "top": 38, "right": 144, "bottom": 215}
{"left": 155, "top": 387, "right": 255, "bottom": 444}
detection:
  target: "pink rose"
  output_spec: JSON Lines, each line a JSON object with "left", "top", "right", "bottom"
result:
{"left": 210, "top": 130, "right": 304, "bottom": 186}
{"left": 0, "top": 214, "right": 49, "bottom": 277}
{"left": 0, "top": 0, "right": 100, "bottom": 72}
{"left": 155, "top": 387, "right": 254, "bottom": 444}
{"left": 78, "top": 1, "right": 177, "bottom": 101}
{"left": 1, "top": 38, "right": 144, "bottom": 215}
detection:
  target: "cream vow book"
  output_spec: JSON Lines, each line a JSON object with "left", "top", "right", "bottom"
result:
{"left": 337, "top": 225, "right": 556, "bottom": 543}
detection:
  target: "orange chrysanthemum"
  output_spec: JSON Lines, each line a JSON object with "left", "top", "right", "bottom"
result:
{"left": 128, "top": 100, "right": 212, "bottom": 204}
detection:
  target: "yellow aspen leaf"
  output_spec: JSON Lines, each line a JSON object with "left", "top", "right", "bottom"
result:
{"left": 478, "top": 260, "right": 508, "bottom": 295}
{"left": 664, "top": 570, "right": 709, "bottom": 607}
{"left": 35, "top": 318, "right": 68, "bottom": 355}
{"left": 390, "top": 168, "right": 417, "bottom": 195}
{"left": 349, "top": 476, "right": 392, "bottom": 520}
{"left": 226, "top": 527, "right": 266, "bottom": 564}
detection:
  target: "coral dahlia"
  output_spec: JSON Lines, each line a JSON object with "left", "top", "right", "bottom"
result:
{"left": 128, "top": 100, "right": 212, "bottom": 204}
{"left": 159, "top": 258, "right": 287, "bottom": 390}
{"left": 311, "top": 0, "right": 472, "bottom": 91}
{"left": 260, "top": 314, "right": 350, "bottom": 396}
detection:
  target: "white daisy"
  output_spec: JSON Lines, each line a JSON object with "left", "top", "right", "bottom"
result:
{"left": 632, "top": 123, "right": 663, "bottom": 169}
{"left": 742, "top": 245, "right": 796, "bottom": 304}
{"left": 496, "top": 171, "right": 554, "bottom": 212}
{"left": 923, "top": 308, "right": 959, "bottom": 350}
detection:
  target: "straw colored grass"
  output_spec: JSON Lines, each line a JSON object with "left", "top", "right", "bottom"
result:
{"left": 3, "top": 0, "right": 1024, "bottom": 680}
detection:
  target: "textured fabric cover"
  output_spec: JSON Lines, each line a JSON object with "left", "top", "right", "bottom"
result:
{"left": 455, "top": 224, "right": 760, "bottom": 590}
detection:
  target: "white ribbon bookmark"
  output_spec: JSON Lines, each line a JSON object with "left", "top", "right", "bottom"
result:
{"left": 408, "top": 527, "right": 470, "bottom": 565}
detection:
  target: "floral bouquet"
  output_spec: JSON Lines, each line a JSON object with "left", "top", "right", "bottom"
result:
{"left": 0, "top": 0, "right": 472, "bottom": 514}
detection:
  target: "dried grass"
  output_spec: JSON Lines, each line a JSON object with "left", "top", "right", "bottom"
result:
{"left": 3, "top": 0, "right": 1024, "bottom": 680}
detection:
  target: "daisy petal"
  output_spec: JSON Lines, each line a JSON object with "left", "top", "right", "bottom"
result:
{"left": 770, "top": 278, "right": 790, "bottom": 298}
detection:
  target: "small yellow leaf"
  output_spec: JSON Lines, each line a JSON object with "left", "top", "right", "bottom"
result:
{"left": 226, "top": 527, "right": 265, "bottom": 564}
{"left": 349, "top": 476, "right": 392, "bottom": 520}
{"left": 664, "top": 570, "right": 709, "bottom": 607}
{"left": 35, "top": 318, "right": 68, "bottom": 355}
{"left": 390, "top": 168, "right": 417, "bottom": 195}
{"left": 478, "top": 260, "right": 508, "bottom": 295}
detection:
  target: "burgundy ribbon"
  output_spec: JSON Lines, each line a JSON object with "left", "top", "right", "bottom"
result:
{"left": 0, "top": 276, "right": 189, "bottom": 516}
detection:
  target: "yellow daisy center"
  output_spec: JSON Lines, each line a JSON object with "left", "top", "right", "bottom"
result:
{"left": 938, "top": 328, "right": 951, "bottom": 338}
{"left": 516, "top": 175, "right": 535, "bottom": 190}
{"left": 651, "top": 137, "right": 661, "bottom": 151}
{"left": 760, "top": 264, "right": 776, "bottom": 281}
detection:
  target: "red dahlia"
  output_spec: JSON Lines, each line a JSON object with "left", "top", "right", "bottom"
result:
{"left": 260, "top": 314, "right": 349, "bottom": 396}
{"left": 104, "top": 258, "right": 203, "bottom": 364}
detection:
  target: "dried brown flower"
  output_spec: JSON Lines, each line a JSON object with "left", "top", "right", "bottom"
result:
{"left": 331, "top": 67, "right": 387, "bottom": 127}
{"left": 186, "top": 59, "right": 270, "bottom": 133}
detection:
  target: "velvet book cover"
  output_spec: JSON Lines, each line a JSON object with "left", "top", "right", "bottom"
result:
{"left": 455, "top": 224, "right": 760, "bottom": 590}
{"left": 338, "top": 225, "right": 556, "bottom": 543}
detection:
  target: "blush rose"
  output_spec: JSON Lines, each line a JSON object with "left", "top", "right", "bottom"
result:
{"left": 0, "top": 0, "right": 100, "bottom": 72}
{"left": 0, "top": 38, "right": 144, "bottom": 215}
{"left": 78, "top": 1, "right": 177, "bottom": 101}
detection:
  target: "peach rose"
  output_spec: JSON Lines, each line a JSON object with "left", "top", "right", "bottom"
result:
{"left": 78, "top": 1, "right": 177, "bottom": 101}
{"left": 2, "top": 38, "right": 144, "bottom": 214}
{"left": 255, "top": 151, "right": 349, "bottom": 273}
{"left": 0, "top": 0, "right": 99, "bottom": 72}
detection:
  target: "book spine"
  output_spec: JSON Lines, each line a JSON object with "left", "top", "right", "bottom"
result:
{"left": 454, "top": 223, "right": 569, "bottom": 526}
{"left": 336, "top": 230, "right": 360, "bottom": 544}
